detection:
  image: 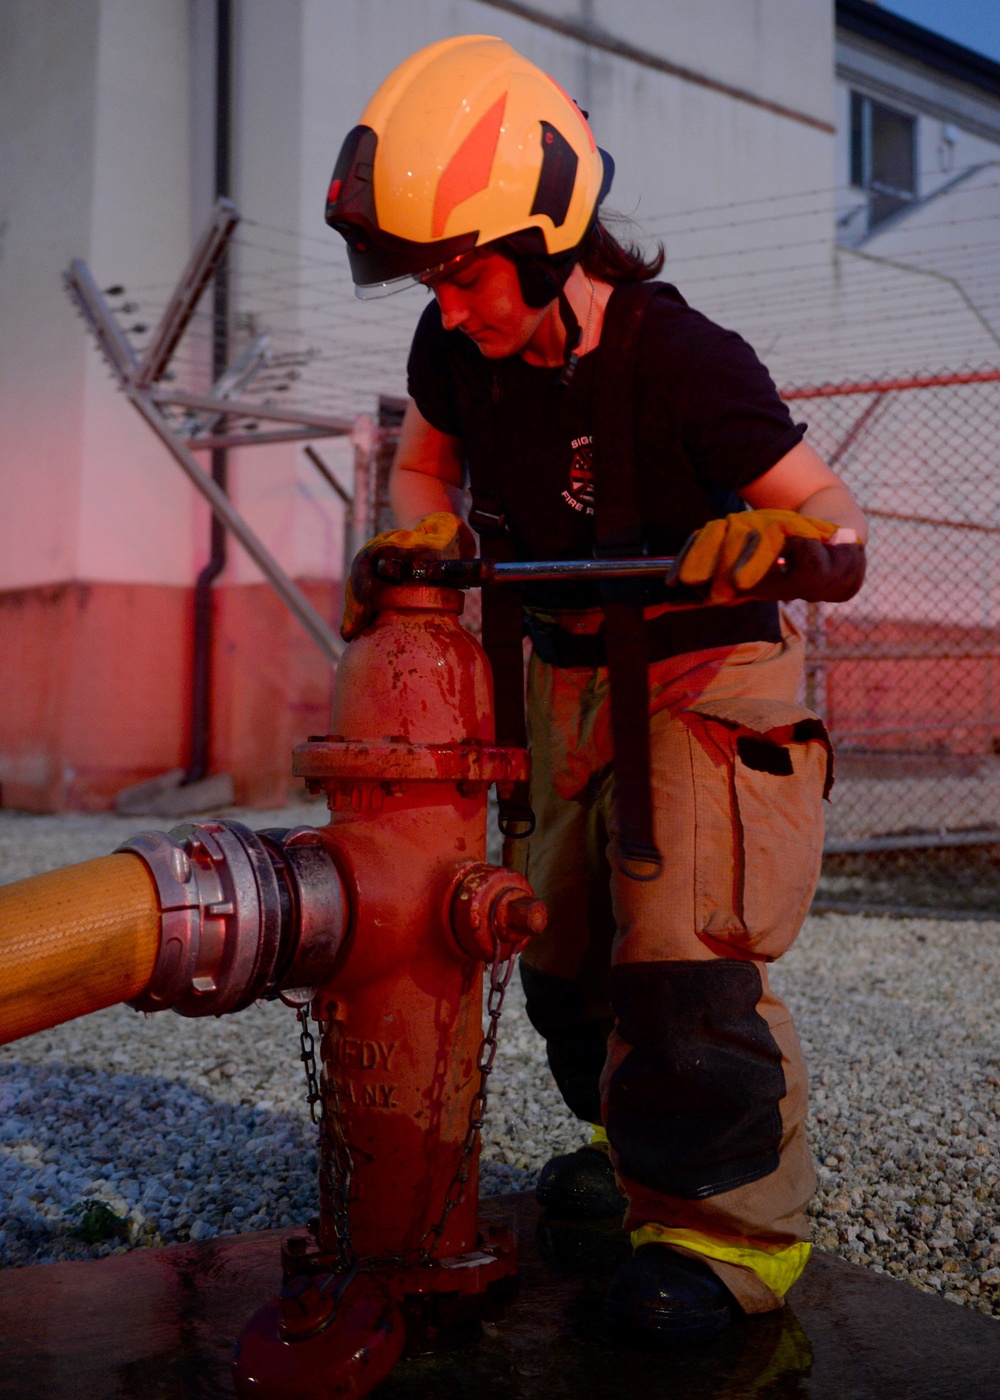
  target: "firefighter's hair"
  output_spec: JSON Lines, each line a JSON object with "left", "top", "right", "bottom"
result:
{"left": 580, "top": 216, "right": 664, "bottom": 284}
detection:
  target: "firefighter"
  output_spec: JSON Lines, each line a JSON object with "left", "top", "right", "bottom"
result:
{"left": 325, "top": 35, "right": 867, "bottom": 1342}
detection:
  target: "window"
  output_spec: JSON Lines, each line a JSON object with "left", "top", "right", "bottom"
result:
{"left": 850, "top": 92, "right": 917, "bottom": 229}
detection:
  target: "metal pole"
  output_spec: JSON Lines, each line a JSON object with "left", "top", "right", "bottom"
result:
{"left": 374, "top": 555, "right": 685, "bottom": 584}
{"left": 64, "top": 255, "right": 345, "bottom": 665}
{"left": 130, "top": 389, "right": 343, "bottom": 662}
{"left": 149, "top": 386, "right": 354, "bottom": 434}
{"left": 305, "top": 445, "right": 356, "bottom": 607}
{"left": 187, "top": 0, "right": 235, "bottom": 782}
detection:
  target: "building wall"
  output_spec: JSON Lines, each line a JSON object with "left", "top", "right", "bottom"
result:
{"left": 0, "top": 583, "right": 190, "bottom": 811}
{"left": 712, "top": 13, "right": 1000, "bottom": 388}
{"left": 0, "top": 0, "right": 839, "bottom": 810}
{"left": 0, "top": 0, "right": 197, "bottom": 594}
{"left": 0, "top": 0, "right": 98, "bottom": 592}
{"left": 835, "top": 36, "right": 1000, "bottom": 244}
{"left": 830, "top": 21, "right": 1000, "bottom": 359}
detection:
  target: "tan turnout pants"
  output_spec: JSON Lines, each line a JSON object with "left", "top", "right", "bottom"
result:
{"left": 513, "top": 621, "right": 829, "bottom": 1312}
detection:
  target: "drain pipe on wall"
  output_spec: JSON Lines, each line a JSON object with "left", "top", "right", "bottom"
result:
{"left": 115, "top": 1, "right": 236, "bottom": 821}
{"left": 186, "top": 0, "right": 233, "bottom": 792}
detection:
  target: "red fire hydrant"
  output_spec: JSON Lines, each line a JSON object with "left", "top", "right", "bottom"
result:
{"left": 0, "top": 578, "right": 541, "bottom": 1396}
{"left": 233, "top": 582, "right": 545, "bottom": 1396}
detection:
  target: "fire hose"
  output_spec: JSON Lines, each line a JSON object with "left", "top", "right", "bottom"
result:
{"left": 0, "top": 822, "right": 347, "bottom": 1048}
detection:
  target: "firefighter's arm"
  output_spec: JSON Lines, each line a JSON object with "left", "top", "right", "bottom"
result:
{"left": 676, "top": 441, "right": 868, "bottom": 604}
{"left": 390, "top": 399, "right": 465, "bottom": 527}
{"left": 740, "top": 441, "right": 868, "bottom": 543}
{"left": 342, "top": 402, "right": 472, "bottom": 640}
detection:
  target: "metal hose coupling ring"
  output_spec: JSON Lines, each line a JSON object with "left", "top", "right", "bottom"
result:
{"left": 118, "top": 821, "right": 347, "bottom": 1018}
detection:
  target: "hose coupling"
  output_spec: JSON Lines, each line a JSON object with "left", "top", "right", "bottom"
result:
{"left": 118, "top": 821, "right": 347, "bottom": 1018}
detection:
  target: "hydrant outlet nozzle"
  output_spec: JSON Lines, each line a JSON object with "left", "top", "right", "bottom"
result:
{"left": 450, "top": 863, "right": 547, "bottom": 963}
{"left": 497, "top": 892, "right": 548, "bottom": 937}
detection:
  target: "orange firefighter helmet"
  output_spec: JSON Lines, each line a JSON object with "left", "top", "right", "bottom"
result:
{"left": 325, "top": 34, "right": 614, "bottom": 304}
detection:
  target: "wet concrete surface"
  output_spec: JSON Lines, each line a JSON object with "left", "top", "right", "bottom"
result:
{"left": 0, "top": 1192, "right": 997, "bottom": 1399}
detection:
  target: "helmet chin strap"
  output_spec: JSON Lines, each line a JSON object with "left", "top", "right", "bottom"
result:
{"left": 500, "top": 238, "right": 582, "bottom": 383}
{"left": 556, "top": 287, "right": 582, "bottom": 387}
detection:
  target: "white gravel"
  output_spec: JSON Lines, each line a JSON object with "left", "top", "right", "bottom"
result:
{"left": 1, "top": 807, "right": 998, "bottom": 1322}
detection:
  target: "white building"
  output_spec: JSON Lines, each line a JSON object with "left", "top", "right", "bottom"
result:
{"left": 836, "top": 0, "right": 1000, "bottom": 347}
{"left": 0, "top": 0, "right": 996, "bottom": 811}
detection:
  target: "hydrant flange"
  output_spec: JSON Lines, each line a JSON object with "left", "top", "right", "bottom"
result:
{"left": 293, "top": 737, "right": 529, "bottom": 788}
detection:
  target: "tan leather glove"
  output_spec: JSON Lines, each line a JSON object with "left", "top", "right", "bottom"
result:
{"left": 341, "top": 511, "right": 476, "bottom": 640}
{"left": 673, "top": 509, "right": 840, "bottom": 604}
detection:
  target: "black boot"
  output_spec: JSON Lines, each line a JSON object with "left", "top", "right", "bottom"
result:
{"left": 603, "top": 1245, "right": 736, "bottom": 1343}
{"left": 535, "top": 1142, "right": 624, "bottom": 1220}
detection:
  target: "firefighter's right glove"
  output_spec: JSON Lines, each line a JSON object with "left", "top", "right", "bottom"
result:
{"left": 341, "top": 511, "right": 476, "bottom": 640}
{"left": 671, "top": 509, "right": 846, "bottom": 605}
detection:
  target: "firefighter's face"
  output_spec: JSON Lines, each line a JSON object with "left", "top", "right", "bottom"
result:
{"left": 424, "top": 250, "right": 551, "bottom": 359}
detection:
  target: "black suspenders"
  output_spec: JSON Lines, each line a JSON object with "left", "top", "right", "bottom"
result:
{"left": 592, "top": 282, "right": 665, "bottom": 879}
{"left": 470, "top": 285, "right": 668, "bottom": 876}
{"left": 470, "top": 374, "right": 535, "bottom": 839}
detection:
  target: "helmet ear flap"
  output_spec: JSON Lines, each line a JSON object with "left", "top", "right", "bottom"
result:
{"left": 502, "top": 228, "right": 578, "bottom": 308}
{"left": 517, "top": 262, "right": 563, "bottom": 308}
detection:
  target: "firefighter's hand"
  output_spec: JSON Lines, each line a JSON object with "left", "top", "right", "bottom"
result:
{"left": 672, "top": 509, "right": 840, "bottom": 604}
{"left": 341, "top": 512, "right": 476, "bottom": 640}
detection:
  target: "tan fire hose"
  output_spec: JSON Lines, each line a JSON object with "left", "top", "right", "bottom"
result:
{"left": 0, "top": 822, "right": 347, "bottom": 1049}
{"left": 0, "top": 854, "right": 160, "bottom": 1046}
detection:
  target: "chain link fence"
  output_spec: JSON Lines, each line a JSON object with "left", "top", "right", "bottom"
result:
{"left": 782, "top": 368, "right": 1000, "bottom": 916}
{"left": 364, "top": 369, "right": 1000, "bottom": 916}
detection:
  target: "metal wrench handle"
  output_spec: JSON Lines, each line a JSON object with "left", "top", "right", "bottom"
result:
{"left": 372, "top": 543, "right": 868, "bottom": 606}
{"left": 374, "top": 555, "right": 696, "bottom": 586}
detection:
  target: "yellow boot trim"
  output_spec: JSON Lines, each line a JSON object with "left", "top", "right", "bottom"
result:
{"left": 630, "top": 1224, "right": 811, "bottom": 1299}
{"left": 589, "top": 1123, "right": 609, "bottom": 1148}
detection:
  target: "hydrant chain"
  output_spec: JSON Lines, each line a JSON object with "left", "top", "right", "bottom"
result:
{"left": 309, "top": 946, "right": 519, "bottom": 1272}
{"left": 416, "top": 945, "right": 517, "bottom": 1263}
{"left": 296, "top": 1006, "right": 323, "bottom": 1126}
{"left": 317, "top": 1015, "right": 358, "bottom": 1270}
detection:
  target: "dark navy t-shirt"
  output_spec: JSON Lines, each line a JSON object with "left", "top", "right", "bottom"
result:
{"left": 407, "top": 282, "right": 805, "bottom": 613}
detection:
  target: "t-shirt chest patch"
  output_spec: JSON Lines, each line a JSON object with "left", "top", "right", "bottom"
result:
{"left": 562, "top": 434, "right": 595, "bottom": 516}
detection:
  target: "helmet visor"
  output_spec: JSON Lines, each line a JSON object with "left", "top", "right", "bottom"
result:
{"left": 327, "top": 126, "right": 484, "bottom": 296}
{"left": 353, "top": 273, "right": 426, "bottom": 301}
{"left": 354, "top": 248, "right": 491, "bottom": 300}
{"left": 335, "top": 222, "right": 482, "bottom": 298}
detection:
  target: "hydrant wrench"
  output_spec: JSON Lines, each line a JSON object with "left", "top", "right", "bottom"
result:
{"left": 376, "top": 553, "right": 708, "bottom": 587}
{"left": 375, "top": 537, "right": 864, "bottom": 604}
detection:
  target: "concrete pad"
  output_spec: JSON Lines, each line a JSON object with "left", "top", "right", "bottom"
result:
{"left": 0, "top": 1193, "right": 996, "bottom": 1399}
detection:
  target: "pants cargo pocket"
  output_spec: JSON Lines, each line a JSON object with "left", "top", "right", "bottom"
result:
{"left": 685, "top": 698, "right": 832, "bottom": 961}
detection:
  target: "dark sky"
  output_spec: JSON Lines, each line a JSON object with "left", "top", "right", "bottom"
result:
{"left": 874, "top": 2, "right": 1000, "bottom": 65}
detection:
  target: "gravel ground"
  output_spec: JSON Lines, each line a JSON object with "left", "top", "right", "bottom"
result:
{"left": 1, "top": 806, "right": 998, "bottom": 1322}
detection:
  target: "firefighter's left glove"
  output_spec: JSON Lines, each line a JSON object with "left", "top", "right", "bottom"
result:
{"left": 341, "top": 511, "right": 476, "bottom": 640}
{"left": 672, "top": 509, "right": 840, "bottom": 605}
